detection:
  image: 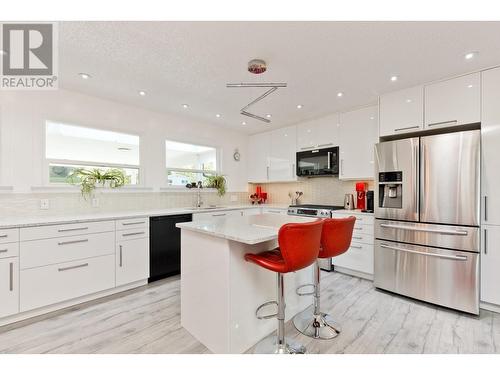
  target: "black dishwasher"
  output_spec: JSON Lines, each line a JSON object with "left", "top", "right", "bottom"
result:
{"left": 149, "top": 214, "right": 192, "bottom": 282}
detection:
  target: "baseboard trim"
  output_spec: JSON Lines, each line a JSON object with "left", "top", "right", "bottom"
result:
{"left": 334, "top": 266, "right": 374, "bottom": 281}
{"left": 480, "top": 301, "right": 500, "bottom": 314}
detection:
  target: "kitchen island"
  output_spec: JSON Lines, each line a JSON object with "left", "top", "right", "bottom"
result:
{"left": 176, "top": 213, "right": 318, "bottom": 354}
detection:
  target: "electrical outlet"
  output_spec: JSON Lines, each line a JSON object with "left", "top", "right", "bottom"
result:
{"left": 40, "top": 199, "right": 50, "bottom": 210}
{"left": 230, "top": 195, "right": 238, "bottom": 202}
{"left": 91, "top": 198, "right": 99, "bottom": 208}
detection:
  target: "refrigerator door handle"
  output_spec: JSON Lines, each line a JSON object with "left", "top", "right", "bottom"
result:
{"left": 379, "top": 223, "right": 468, "bottom": 236}
{"left": 484, "top": 196, "right": 488, "bottom": 221}
{"left": 380, "top": 243, "right": 468, "bottom": 261}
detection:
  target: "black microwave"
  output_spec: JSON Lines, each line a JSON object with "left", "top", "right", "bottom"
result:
{"left": 296, "top": 146, "right": 339, "bottom": 177}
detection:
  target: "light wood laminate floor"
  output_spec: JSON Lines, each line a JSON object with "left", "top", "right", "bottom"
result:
{"left": 0, "top": 271, "right": 499, "bottom": 354}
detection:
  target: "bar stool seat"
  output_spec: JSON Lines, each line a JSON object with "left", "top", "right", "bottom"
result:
{"left": 245, "top": 219, "right": 323, "bottom": 354}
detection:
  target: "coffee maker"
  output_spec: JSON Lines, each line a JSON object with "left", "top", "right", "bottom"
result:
{"left": 355, "top": 182, "right": 368, "bottom": 210}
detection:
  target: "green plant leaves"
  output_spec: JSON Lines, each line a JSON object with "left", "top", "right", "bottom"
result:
{"left": 67, "top": 168, "right": 127, "bottom": 199}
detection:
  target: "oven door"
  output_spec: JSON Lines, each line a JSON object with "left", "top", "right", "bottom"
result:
{"left": 296, "top": 147, "right": 338, "bottom": 177}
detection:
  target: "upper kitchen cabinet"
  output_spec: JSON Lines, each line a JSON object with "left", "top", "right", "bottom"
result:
{"left": 296, "top": 114, "right": 339, "bottom": 151}
{"left": 268, "top": 125, "right": 297, "bottom": 182}
{"left": 247, "top": 132, "right": 271, "bottom": 183}
{"left": 338, "top": 105, "right": 378, "bottom": 180}
{"left": 481, "top": 67, "right": 500, "bottom": 226}
{"left": 424, "top": 73, "right": 481, "bottom": 130}
{"left": 379, "top": 85, "right": 424, "bottom": 136}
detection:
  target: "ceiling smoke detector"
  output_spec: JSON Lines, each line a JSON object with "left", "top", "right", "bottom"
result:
{"left": 248, "top": 59, "right": 267, "bottom": 74}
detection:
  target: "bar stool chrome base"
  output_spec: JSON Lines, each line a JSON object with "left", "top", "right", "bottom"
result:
{"left": 253, "top": 336, "right": 307, "bottom": 354}
{"left": 293, "top": 305, "right": 341, "bottom": 339}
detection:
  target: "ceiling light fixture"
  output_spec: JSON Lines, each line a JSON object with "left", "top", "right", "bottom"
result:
{"left": 79, "top": 73, "right": 91, "bottom": 80}
{"left": 0, "top": 50, "right": 6, "bottom": 56}
{"left": 182, "top": 104, "right": 189, "bottom": 109}
{"left": 465, "top": 52, "right": 478, "bottom": 60}
{"left": 390, "top": 75, "right": 398, "bottom": 82}
{"left": 337, "top": 92, "right": 344, "bottom": 97}
{"left": 138, "top": 90, "right": 146, "bottom": 96}
{"left": 296, "top": 104, "right": 303, "bottom": 109}
{"left": 215, "top": 114, "right": 221, "bottom": 118}
{"left": 406, "top": 99, "right": 412, "bottom": 103}
{"left": 266, "top": 114, "right": 272, "bottom": 118}
{"left": 241, "top": 121, "right": 247, "bottom": 125}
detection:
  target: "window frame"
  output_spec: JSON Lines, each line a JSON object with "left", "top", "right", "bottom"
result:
{"left": 164, "top": 138, "right": 221, "bottom": 189}
{"left": 43, "top": 121, "right": 142, "bottom": 187}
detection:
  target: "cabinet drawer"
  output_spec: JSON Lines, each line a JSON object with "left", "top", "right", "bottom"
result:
{"left": 0, "top": 242, "right": 19, "bottom": 259}
{"left": 353, "top": 224, "right": 374, "bottom": 236}
{"left": 331, "top": 212, "right": 374, "bottom": 225}
{"left": 333, "top": 242, "right": 374, "bottom": 275}
{"left": 0, "top": 257, "right": 19, "bottom": 318}
{"left": 116, "top": 228, "right": 149, "bottom": 241}
{"left": 20, "top": 220, "right": 115, "bottom": 241}
{"left": 0, "top": 228, "right": 19, "bottom": 244}
{"left": 350, "top": 231, "right": 374, "bottom": 245}
{"left": 116, "top": 217, "right": 149, "bottom": 231}
{"left": 20, "top": 232, "right": 115, "bottom": 270}
{"left": 192, "top": 210, "right": 240, "bottom": 221}
{"left": 20, "top": 254, "right": 115, "bottom": 312}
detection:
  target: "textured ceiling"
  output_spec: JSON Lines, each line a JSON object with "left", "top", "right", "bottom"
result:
{"left": 58, "top": 21, "right": 500, "bottom": 134}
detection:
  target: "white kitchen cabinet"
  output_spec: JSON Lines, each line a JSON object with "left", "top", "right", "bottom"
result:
{"left": 268, "top": 126, "right": 297, "bottom": 182}
{"left": 424, "top": 73, "right": 480, "bottom": 130}
{"left": 338, "top": 105, "right": 378, "bottom": 180}
{"left": 297, "top": 114, "right": 339, "bottom": 151}
{"left": 247, "top": 132, "right": 270, "bottom": 183}
{"left": 241, "top": 208, "right": 262, "bottom": 216}
{"left": 481, "top": 225, "right": 500, "bottom": 306}
{"left": 481, "top": 67, "right": 500, "bottom": 226}
{"left": 262, "top": 208, "right": 288, "bottom": 215}
{"left": 116, "top": 237, "right": 150, "bottom": 287}
{"left": 0, "top": 257, "right": 19, "bottom": 318}
{"left": 192, "top": 210, "right": 242, "bottom": 221}
{"left": 379, "top": 85, "right": 424, "bottom": 136}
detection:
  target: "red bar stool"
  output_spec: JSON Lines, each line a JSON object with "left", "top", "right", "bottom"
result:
{"left": 293, "top": 217, "right": 356, "bottom": 339}
{"left": 244, "top": 220, "right": 323, "bottom": 354}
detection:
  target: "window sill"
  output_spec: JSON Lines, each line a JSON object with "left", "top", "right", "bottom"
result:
{"left": 159, "top": 186, "right": 218, "bottom": 193}
{"left": 30, "top": 185, "right": 154, "bottom": 193}
{"left": 0, "top": 186, "right": 14, "bottom": 192}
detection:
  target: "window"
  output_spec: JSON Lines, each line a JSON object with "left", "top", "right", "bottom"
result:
{"left": 45, "top": 121, "right": 140, "bottom": 185}
{"left": 165, "top": 140, "right": 218, "bottom": 187}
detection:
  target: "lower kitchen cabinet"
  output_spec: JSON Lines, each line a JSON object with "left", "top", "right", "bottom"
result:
{"left": 481, "top": 225, "right": 500, "bottom": 306}
{"left": 116, "top": 237, "right": 150, "bottom": 286}
{"left": 0, "top": 257, "right": 19, "bottom": 318}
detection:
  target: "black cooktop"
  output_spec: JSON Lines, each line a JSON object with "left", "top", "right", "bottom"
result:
{"left": 289, "top": 204, "right": 344, "bottom": 210}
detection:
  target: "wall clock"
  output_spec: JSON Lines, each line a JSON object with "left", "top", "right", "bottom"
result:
{"left": 233, "top": 149, "right": 241, "bottom": 161}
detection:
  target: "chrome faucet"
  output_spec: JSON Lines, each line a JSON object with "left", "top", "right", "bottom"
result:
{"left": 196, "top": 181, "right": 203, "bottom": 208}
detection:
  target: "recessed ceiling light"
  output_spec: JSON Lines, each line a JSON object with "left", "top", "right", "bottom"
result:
{"left": 215, "top": 114, "right": 221, "bottom": 118}
{"left": 241, "top": 121, "right": 246, "bottom": 125}
{"left": 337, "top": 92, "right": 344, "bottom": 97}
{"left": 0, "top": 50, "right": 6, "bottom": 56}
{"left": 406, "top": 99, "right": 412, "bottom": 103}
{"left": 138, "top": 90, "right": 146, "bottom": 96}
{"left": 390, "top": 76, "right": 398, "bottom": 82}
{"left": 266, "top": 114, "right": 272, "bottom": 118}
{"left": 370, "top": 116, "right": 375, "bottom": 120}
{"left": 467, "top": 84, "right": 474, "bottom": 88}
{"left": 465, "top": 52, "right": 478, "bottom": 60}
{"left": 296, "top": 104, "right": 303, "bottom": 109}
{"left": 182, "top": 104, "right": 189, "bottom": 109}
{"left": 79, "top": 73, "right": 91, "bottom": 80}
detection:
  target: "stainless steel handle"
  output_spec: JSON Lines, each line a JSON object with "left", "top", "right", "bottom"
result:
{"left": 119, "top": 245, "right": 123, "bottom": 267}
{"left": 380, "top": 243, "right": 467, "bottom": 261}
{"left": 394, "top": 125, "right": 420, "bottom": 132}
{"left": 484, "top": 229, "right": 488, "bottom": 255}
{"left": 58, "top": 239, "right": 89, "bottom": 246}
{"left": 300, "top": 146, "right": 315, "bottom": 150}
{"left": 266, "top": 166, "right": 269, "bottom": 180}
{"left": 318, "top": 143, "right": 333, "bottom": 147}
{"left": 484, "top": 196, "right": 488, "bottom": 221}
{"left": 9, "top": 262, "right": 13, "bottom": 291}
{"left": 0, "top": 234, "right": 8, "bottom": 238}
{"left": 354, "top": 227, "right": 363, "bottom": 230}
{"left": 352, "top": 236, "right": 363, "bottom": 240}
{"left": 122, "top": 231, "right": 146, "bottom": 237}
{"left": 327, "top": 152, "right": 332, "bottom": 169}
{"left": 379, "top": 223, "right": 468, "bottom": 236}
{"left": 292, "top": 163, "right": 295, "bottom": 178}
{"left": 427, "top": 120, "right": 458, "bottom": 127}
{"left": 121, "top": 221, "right": 146, "bottom": 226}
{"left": 58, "top": 227, "right": 89, "bottom": 232}
{"left": 267, "top": 210, "right": 282, "bottom": 214}
{"left": 350, "top": 244, "right": 363, "bottom": 249}
{"left": 212, "top": 213, "right": 226, "bottom": 217}
{"left": 0, "top": 249, "right": 8, "bottom": 253}
{"left": 58, "top": 263, "right": 89, "bottom": 272}
{"left": 341, "top": 159, "right": 344, "bottom": 176}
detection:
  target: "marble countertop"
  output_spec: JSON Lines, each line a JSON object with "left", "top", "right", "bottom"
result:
{"left": 176, "top": 213, "right": 318, "bottom": 245}
{"left": 0, "top": 204, "right": 289, "bottom": 229}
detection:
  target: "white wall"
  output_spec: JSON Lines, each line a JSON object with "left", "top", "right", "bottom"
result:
{"left": 0, "top": 89, "right": 249, "bottom": 192}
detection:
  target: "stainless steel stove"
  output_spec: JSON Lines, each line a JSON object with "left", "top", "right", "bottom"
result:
{"left": 287, "top": 204, "right": 344, "bottom": 218}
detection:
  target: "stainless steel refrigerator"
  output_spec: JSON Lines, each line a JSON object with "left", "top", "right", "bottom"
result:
{"left": 374, "top": 130, "right": 480, "bottom": 314}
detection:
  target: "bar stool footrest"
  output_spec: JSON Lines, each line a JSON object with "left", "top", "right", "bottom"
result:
{"left": 255, "top": 300, "right": 278, "bottom": 320}
{"left": 296, "top": 283, "right": 316, "bottom": 296}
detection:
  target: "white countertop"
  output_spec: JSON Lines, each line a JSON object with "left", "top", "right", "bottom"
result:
{"left": 332, "top": 209, "right": 374, "bottom": 216}
{"left": 176, "top": 213, "right": 318, "bottom": 245}
{"left": 0, "top": 204, "right": 288, "bottom": 229}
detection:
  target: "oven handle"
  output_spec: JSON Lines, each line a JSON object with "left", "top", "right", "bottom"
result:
{"left": 379, "top": 223, "right": 468, "bottom": 236}
{"left": 327, "top": 152, "right": 331, "bottom": 170}
{"left": 379, "top": 243, "right": 468, "bottom": 261}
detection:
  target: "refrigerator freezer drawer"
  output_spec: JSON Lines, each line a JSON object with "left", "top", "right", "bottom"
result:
{"left": 374, "top": 240, "right": 479, "bottom": 314}
{"left": 375, "top": 220, "right": 480, "bottom": 252}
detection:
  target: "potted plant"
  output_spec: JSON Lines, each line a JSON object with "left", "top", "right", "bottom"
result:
{"left": 68, "top": 168, "right": 128, "bottom": 199}
{"left": 204, "top": 175, "right": 227, "bottom": 197}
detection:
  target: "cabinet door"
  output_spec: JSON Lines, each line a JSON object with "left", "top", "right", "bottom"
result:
{"left": 0, "top": 257, "right": 19, "bottom": 318}
{"left": 379, "top": 85, "right": 424, "bottom": 136}
{"left": 247, "top": 133, "right": 270, "bottom": 182}
{"left": 481, "top": 67, "right": 500, "bottom": 225}
{"left": 269, "top": 125, "right": 297, "bottom": 182}
{"left": 424, "top": 73, "right": 480, "bottom": 129}
{"left": 297, "top": 120, "right": 320, "bottom": 151}
{"left": 481, "top": 225, "right": 500, "bottom": 306}
{"left": 316, "top": 113, "right": 339, "bottom": 148}
{"left": 116, "top": 238, "right": 150, "bottom": 286}
{"left": 338, "top": 105, "right": 378, "bottom": 180}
